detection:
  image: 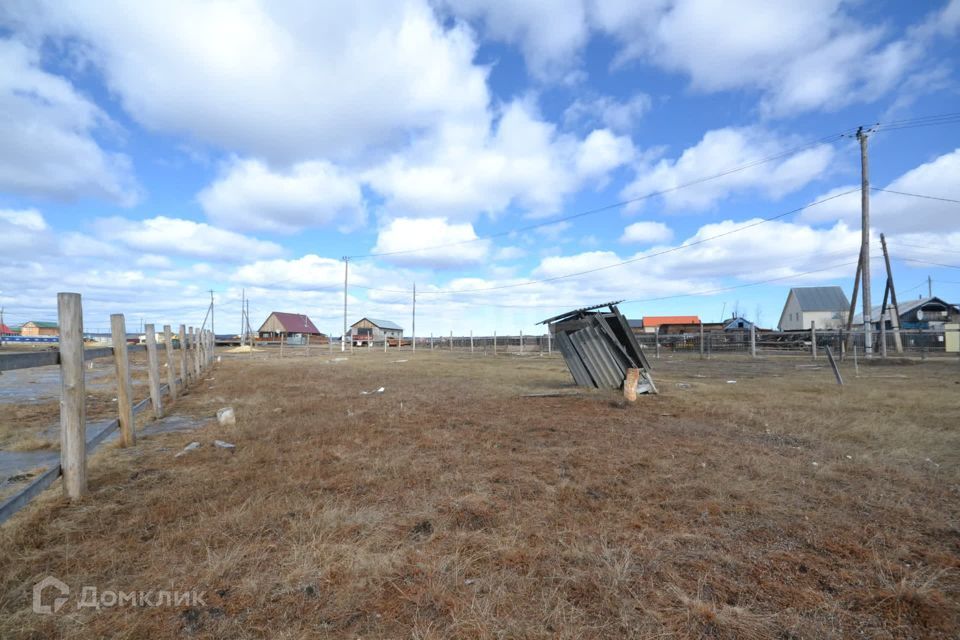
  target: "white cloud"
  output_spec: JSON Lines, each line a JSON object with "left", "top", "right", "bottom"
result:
{"left": 439, "top": 0, "right": 589, "bottom": 81}
{"left": 367, "top": 100, "right": 634, "bottom": 220}
{"left": 0, "top": 208, "right": 54, "bottom": 257}
{"left": 198, "top": 158, "right": 365, "bottom": 233}
{"left": 801, "top": 149, "right": 960, "bottom": 234}
{"left": 563, "top": 93, "right": 652, "bottom": 132}
{"left": 371, "top": 217, "right": 490, "bottom": 268}
{"left": 442, "top": 0, "right": 953, "bottom": 116}
{"left": 620, "top": 221, "right": 673, "bottom": 244}
{"left": 94, "top": 216, "right": 284, "bottom": 261}
{"left": 231, "top": 254, "right": 346, "bottom": 289}
{"left": 622, "top": 126, "right": 834, "bottom": 211}
{"left": 6, "top": 1, "right": 490, "bottom": 163}
{"left": 0, "top": 38, "right": 138, "bottom": 203}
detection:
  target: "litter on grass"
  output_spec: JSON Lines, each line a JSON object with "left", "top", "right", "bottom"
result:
{"left": 174, "top": 442, "right": 201, "bottom": 458}
{"left": 361, "top": 387, "right": 385, "bottom": 395}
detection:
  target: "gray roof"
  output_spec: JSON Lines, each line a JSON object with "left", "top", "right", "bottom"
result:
{"left": 627, "top": 319, "right": 643, "bottom": 329}
{"left": 853, "top": 296, "right": 959, "bottom": 324}
{"left": 363, "top": 318, "right": 403, "bottom": 330}
{"left": 790, "top": 286, "right": 849, "bottom": 312}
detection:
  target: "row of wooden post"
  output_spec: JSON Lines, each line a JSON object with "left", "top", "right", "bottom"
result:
{"left": 59, "top": 292, "right": 215, "bottom": 500}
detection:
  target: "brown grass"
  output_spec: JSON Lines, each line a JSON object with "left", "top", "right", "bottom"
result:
{"left": 1, "top": 350, "right": 958, "bottom": 638}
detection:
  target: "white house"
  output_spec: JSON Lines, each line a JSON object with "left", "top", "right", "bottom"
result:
{"left": 778, "top": 286, "right": 849, "bottom": 331}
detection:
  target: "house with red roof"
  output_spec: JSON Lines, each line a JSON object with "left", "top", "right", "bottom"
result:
{"left": 257, "top": 312, "right": 324, "bottom": 343}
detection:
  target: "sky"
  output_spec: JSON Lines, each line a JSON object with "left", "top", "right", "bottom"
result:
{"left": 1, "top": 0, "right": 959, "bottom": 337}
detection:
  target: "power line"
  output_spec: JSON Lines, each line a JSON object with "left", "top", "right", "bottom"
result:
{"left": 411, "top": 188, "right": 860, "bottom": 296}
{"left": 345, "top": 128, "right": 855, "bottom": 260}
{"left": 898, "top": 257, "right": 960, "bottom": 270}
{"left": 871, "top": 187, "right": 960, "bottom": 204}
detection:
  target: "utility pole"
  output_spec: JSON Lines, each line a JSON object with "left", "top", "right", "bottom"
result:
{"left": 857, "top": 126, "right": 873, "bottom": 357}
{"left": 411, "top": 282, "right": 416, "bottom": 353}
{"left": 0, "top": 306, "right": 4, "bottom": 349}
{"left": 342, "top": 257, "right": 349, "bottom": 352}
{"left": 245, "top": 299, "right": 251, "bottom": 344}
{"left": 880, "top": 233, "right": 903, "bottom": 353}
{"left": 240, "top": 288, "right": 245, "bottom": 346}
{"left": 928, "top": 275, "right": 933, "bottom": 298}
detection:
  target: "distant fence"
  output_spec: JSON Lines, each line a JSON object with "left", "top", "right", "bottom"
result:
{"left": 0, "top": 292, "right": 215, "bottom": 525}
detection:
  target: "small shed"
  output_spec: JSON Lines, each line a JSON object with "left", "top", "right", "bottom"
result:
{"left": 349, "top": 318, "right": 403, "bottom": 345}
{"left": 541, "top": 301, "right": 654, "bottom": 392}
{"left": 257, "top": 312, "right": 323, "bottom": 343}
{"left": 20, "top": 321, "right": 58, "bottom": 337}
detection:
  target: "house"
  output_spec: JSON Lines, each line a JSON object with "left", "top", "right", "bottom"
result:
{"left": 641, "top": 316, "right": 701, "bottom": 334}
{"left": 722, "top": 316, "right": 757, "bottom": 332}
{"left": 20, "top": 321, "right": 58, "bottom": 336}
{"left": 257, "top": 312, "right": 324, "bottom": 343}
{"left": 854, "top": 296, "right": 960, "bottom": 330}
{"left": 778, "top": 287, "right": 849, "bottom": 331}
{"left": 0, "top": 323, "right": 15, "bottom": 335}
{"left": 349, "top": 318, "right": 403, "bottom": 345}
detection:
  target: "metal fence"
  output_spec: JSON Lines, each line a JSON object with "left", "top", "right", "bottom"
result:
{"left": 631, "top": 327, "right": 958, "bottom": 357}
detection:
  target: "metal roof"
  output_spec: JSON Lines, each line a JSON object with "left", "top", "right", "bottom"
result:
{"left": 853, "top": 296, "right": 959, "bottom": 323}
{"left": 357, "top": 317, "right": 403, "bottom": 331}
{"left": 642, "top": 315, "right": 701, "bottom": 327}
{"left": 790, "top": 287, "right": 849, "bottom": 312}
{"left": 266, "top": 312, "right": 321, "bottom": 334}
{"left": 24, "top": 321, "right": 58, "bottom": 329}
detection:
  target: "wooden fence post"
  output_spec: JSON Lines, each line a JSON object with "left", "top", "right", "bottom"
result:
{"left": 58, "top": 292, "right": 87, "bottom": 499}
{"left": 493, "top": 331, "right": 496, "bottom": 355}
{"left": 192, "top": 327, "right": 201, "bottom": 379}
{"left": 880, "top": 314, "right": 888, "bottom": 358}
{"left": 470, "top": 330, "right": 474, "bottom": 353}
{"left": 179, "top": 325, "right": 188, "bottom": 387}
{"left": 163, "top": 324, "right": 178, "bottom": 402}
{"left": 548, "top": 330, "right": 552, "bottom": 355}
{"left": 144, "top": 324, "right": 163, "bottom": 419}
{"left": 750, "top": 323, "right": 756, "bottom": 358}
{"left": 110, "top": 314, "right": 135, "bottom": 447}
{"left": 699, "top": 322, "right": 705, "bottom": 359}
{"left": 449, "top": 330, "right": 453, "bottom": 350}
{"left": 810, "top": 322, "right": 817, "bottom": 359}
{"left": 655, "top": 327, "right": 660, "bottom": 359}
{"left": 520, "top": 329, "right": 524, "bottom": 353}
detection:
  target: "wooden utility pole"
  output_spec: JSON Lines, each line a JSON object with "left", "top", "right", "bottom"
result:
{"left": 928, "top": 275, "right": 933, "bottom": 298}
{"left": 879, "top": 233, "right": 903, "bottom": 353}
{"left": 342, "top": 257, "right": 349, "bottom": 352}
{"left": 411, "top": 282, "right": 416, "bottom": 353}
{"left": 857, "top": 127, "right": 874, "bottom": 356}
{"left": 845, "top": 257, "right": 862, "bottom": 353}
{"left": 240, "top": 289, "right": 245, "bottom": 346}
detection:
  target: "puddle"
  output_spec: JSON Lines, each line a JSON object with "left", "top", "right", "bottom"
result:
{"left": 0, "top": 363, "right": 118, "bottom": 404}
{"left": 1, "top": 414, "right": 209, "bottom": 489}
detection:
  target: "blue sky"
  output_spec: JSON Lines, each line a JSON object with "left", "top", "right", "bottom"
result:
{"left": 1, "top": 0, "right": 959, "bottom": 336}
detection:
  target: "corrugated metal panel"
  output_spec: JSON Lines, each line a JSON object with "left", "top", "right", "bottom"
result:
{"left": 792, "top": 287, "right": 849, "bottom": 312}
{"left": 571, "top": 326, "right": 620, "bottom": 389}
{"left": 555, "top": 331, "right": 593, "bottom": 386}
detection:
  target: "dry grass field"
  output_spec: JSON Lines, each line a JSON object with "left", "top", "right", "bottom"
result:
{"left": 1, "top": 350, "right": 959, "bottom": 638}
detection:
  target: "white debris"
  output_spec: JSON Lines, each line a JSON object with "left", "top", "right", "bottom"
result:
{"left": 726, "top": 380, "right": 737, "bottom": 384}
{"left": 174, "top": 442, "right": 201, "bottom": 458}
{"left": 845, "top": 455, "right": 853, "bottom": 460}
{"left": 216, "top": 407, "right": 236, "bottom": 426}
{"left": 812, "top": 462, "right": 819, "bottom": 467}
{"left": 214, "top": 440, "right": 236, "bottom": 449}
{"left": 394, "top": 359, "right": 408, "bottom": 363}
{"left": 360, "top": 387, "right": 385, "bottom": 395}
